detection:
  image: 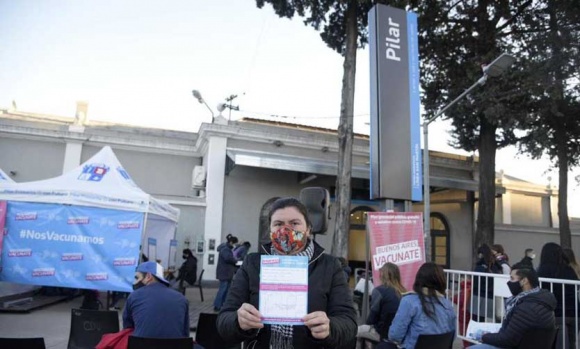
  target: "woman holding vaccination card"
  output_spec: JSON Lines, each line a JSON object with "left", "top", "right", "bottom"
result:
{"left": 217, "top": 197, "right": 357, "bottom": 349}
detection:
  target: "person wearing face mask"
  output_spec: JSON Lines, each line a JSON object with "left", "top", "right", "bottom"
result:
{"left": 122, "top": 261, "right": 190, "bottom": 338}
{"left": 213, "top": 234, "right": 239, "bottom": 312}
{"left": 216, "top": 197, "right": 357, "bottom": 349}
{"left": 470, "top": 263, "right": 556, "bottom": 349}
{"left": 175, "top": 248, "right": 198, "bottom": 294}
{"left": 518, "top": 248, "right": 535, "bottom": 270}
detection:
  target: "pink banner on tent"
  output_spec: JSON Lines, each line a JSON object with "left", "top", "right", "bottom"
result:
{"left": 367, "top": 212, "right": 425, "bottom": 291}
{"left": 0, "top": 201, "right": 6, "bottom": 270}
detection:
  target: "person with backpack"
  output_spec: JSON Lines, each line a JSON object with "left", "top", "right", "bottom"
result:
{"left": 176, "top": 248, "right": 198, "bottom": 294}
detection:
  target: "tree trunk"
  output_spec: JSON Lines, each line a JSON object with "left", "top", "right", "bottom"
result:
{"left": 474, "top": 118, "right": 497, "bottom": 252}
{"left": 331, "top": 1, "right": 357, "bottom": 258}
{"left": 557, "top": 128, "right": 571, "bottom": 248}
{"left": 547, "top": 0, "right": 571, "bottom": 249}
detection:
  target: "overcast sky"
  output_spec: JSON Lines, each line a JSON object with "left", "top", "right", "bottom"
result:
{"left": 1, "top": 0, "right": 578, "bottom": 216}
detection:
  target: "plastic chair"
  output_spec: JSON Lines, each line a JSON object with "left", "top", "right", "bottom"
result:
{"left": 516, "top": 326, "right": 557, "bottom": 349}
{"left": 0, "top": 337, "right": 46, "bottom": 349}
{"left": 67, "top": 308, "right": 120, "bottom": 349}
{"left": 192, "top": 269, "right": 205, "bottom": 302}
{"left": 414, "top": 331, "right": 455, "bottom": 349}
{"left": 195, "top": 312, "right": 229, "bottom": 349}
{"left": 127, "top": 336, "right": 194, "bottom": 349}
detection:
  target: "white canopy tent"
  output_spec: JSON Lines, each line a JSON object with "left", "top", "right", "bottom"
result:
{"left": 0, "top": 146, "right": 180, "bottom": 269}
{"left": 0, "top": 168, "right": 15, "bottom": 183}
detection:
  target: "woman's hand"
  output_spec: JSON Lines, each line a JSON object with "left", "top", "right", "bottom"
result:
{"left": 303, "top": 311, "right": 330, "bottom": 339}
{"left": 237, "top": 303, "right": 264, "bottom": 331}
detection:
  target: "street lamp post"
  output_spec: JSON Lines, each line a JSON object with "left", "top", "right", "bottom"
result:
{"left": 192, "top": 90, "right": 215, "bottom": 123}
{"left": 423, "top": 53, "right": 515, "bottom": 263}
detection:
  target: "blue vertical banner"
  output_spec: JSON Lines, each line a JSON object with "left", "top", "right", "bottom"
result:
{"left": 168, "top": 239, "right": 177, "bottom": 270}
{"left": 147, "top": 238, "right": 157, "bottom": 262}
{"left": 0, "top": 202, "right": 142, "bottom": 292}
{"left": 369, "top": 5, "right": 422, "bottom": 201}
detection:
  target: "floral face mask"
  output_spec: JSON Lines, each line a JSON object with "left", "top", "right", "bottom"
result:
{"left": 270, "top": 225, "right": 307, "bottom": 254}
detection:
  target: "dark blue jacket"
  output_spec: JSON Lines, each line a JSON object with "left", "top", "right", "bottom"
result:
{"left": 123, "top": 282, "right": 189, "bottom": 338}
{"left": 367, "top": 285, "right": 401, "bottom": 339}
{"left": 216, "top": 243, "right": 238, "bottom": 281}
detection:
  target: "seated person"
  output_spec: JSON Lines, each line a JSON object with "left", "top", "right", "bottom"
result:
{"left": 388, "top": 263, "right": 456, "bottom": 349}
{"left": 358, "top": 263, "right": 407, "bottom": 341}
{"left": 470, "top": 263, "right": 556, "bottom": 349}
{"left": 123, "top": 261, "right": 190, "bottom": 338}
{"left": 176, "top": 248, "right": 198, "bottom": 293}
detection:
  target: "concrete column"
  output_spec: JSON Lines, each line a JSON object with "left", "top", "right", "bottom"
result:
{"left": 501, "top": 192, "right": 512, "bottom": 224}
{"left": 62, "top": 142, "right": 83, "bottom": 173}
{"left": 202, "top": 136, "right": 227, "bottom": 280}
{"left": 550, "top": 194, "right": 559, "bottom": 228}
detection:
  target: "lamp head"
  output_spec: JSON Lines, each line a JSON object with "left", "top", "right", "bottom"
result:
{"left": 482, "top": 53, "right": 516, "bottom": 78}
{"left": 217, "top": 103, "right": 227, "bottom": 113}
{"left": 192, "top": 90, "right": 204, "bottom": 104}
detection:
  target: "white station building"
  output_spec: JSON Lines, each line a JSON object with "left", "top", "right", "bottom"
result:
{"left": 1, "top": 103, "right": 579, "bottom": 282}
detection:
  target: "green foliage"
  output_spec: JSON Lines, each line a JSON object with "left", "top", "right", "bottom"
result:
{"left": 409, "top": 0, "right": 535, "bottom": 151}
{"left": 255, "top": 0, "right": 408, "bottom": 55}
{"left": 513, "top": 0, "right": 580, "bottom": 167}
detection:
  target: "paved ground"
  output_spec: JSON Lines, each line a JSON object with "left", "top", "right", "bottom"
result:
{"left": 0, "top": 286, "right": 218, "bottom": 349}
{"left": 0, "top": 285, "right": 465, "bottom": 348}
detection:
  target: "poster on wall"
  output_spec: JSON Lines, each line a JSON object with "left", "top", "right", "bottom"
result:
{"left": 168, "top": 239, "right": 177, "bottom": 270}
{"left": 1, "top": 202, "right": 142, "bottom": 292}
{"left": 367, "top": 212, "right": 425, "bottom": 290}
{"left": 196, "top": 240, "right": 204, "bottom": 254}
{"left": 147, "top": 238, "right": 157, "bottom": 263}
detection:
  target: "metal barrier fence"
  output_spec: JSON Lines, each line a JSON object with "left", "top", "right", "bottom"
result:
{"left": 444, "top": 269, "right": 580, "bottom": 349}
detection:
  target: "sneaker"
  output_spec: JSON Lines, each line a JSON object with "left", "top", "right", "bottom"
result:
{"left": 213, "top": 307, "right": 220, "bottom": 312}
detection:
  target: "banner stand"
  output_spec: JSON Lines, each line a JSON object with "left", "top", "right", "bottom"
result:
{"left": 361, "top": 210, "right": 425, "bottom": 321}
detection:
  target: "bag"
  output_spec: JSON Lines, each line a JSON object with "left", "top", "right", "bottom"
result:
{"left": 96, "top": 328, "right": 133, "bottom": 349}
{"left": 357, "top": 324, "right": 380, "bottom": 342}
{"left": 355, "top": 278, "right": 375, "bottom": 294}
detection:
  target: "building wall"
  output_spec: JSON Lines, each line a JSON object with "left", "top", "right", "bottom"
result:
{"left": 81, "top": 145, "right": 200, "bottom": 198}
{"left": 222, "top": 166, "right": 311, "bottom": 254}
{"left": 510, "top": 193, "right": 546, "bottom": 227}
{"left": 173, "top": 204, "right": 206, "bottom": 271}
{"left": 495, "top": 225, "right": 580, "bottom": 270}
{"left": 0, "top": 137, "right": 65, "bottom": 181}
{"left": 414, "top": 200, "right": 473, "bottom": 271}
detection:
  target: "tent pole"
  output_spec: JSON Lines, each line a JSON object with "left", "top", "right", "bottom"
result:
{"left": 140, "top": 212, "right": 149, "bottom": 263}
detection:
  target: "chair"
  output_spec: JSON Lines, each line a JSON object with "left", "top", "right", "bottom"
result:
{"left": 195, "top": 312, "right": 229, "bottom": 349}
{"left": 186, "top": 269, "right": 205, "bottom": 302}
{"left": 67, "top": 308, "right": 120, "bottom": 349}
{"left": 517, "top": 326, "right": 557, "bottom": 349}
{"left": 127, "top": 336, "right": 194, "bottom": 349}
{"left": 0, "top": 337, "right": 46, "bottom": 349}
{"left": 414, "top": 331, "right": 455, "bottom": 349}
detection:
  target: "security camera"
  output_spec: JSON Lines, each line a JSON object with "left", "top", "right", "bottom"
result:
{"left": 217, "top": 103, "right": 227, "bottom": 112}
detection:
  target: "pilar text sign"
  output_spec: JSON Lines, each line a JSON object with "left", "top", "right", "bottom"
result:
{"left": 369, "top": 4, "right": 422, "bottom": 201}
{"left": 367, "top": 212, "right": 425, "bottom": 291}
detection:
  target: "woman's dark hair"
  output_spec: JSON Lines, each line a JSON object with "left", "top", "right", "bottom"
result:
{"left": 478, "top": 244, "right": 495, "bottom": 269}
{"left": 413, "top": 262, "right": 446, "bottom": 319}
{"left": 492, "top": 244, "right": 509, "bottom": 262}
{"left": 563, "top": 248, "right": 577, "bottom": 265}
{"left": 268, "top": 197, "right": 312, "bottom": 229}
{"left": 182, "top": 249, "right": 192, "bottom": 257}
{"left": 540, "top": 242, "right": 566, "bottom": 267}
